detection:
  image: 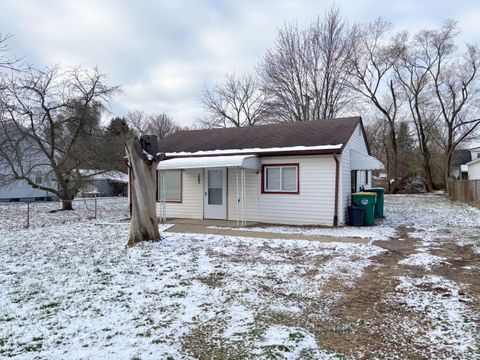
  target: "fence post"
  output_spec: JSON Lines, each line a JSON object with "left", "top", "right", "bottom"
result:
{"left": 26, "top": 202, "right": 30, "bottom": 229}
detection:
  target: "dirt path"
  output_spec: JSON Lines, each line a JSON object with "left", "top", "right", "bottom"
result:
{"left": 317, "top": 226, "right": 480, "bottom": 359}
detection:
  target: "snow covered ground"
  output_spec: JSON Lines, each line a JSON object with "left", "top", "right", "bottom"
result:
{"left": 0, "top": 200, "right": 383, "bottom": 359}
{"left": 385, "top": 194, "right": 480, "bottom": 248}
{"left": 0, "top": 198, "right": 130, "bottom": 230}
{"left": 211, "top": 194, "right": 480, "bottom": 248}
{"left": 0, "top": 194, "right": 479, "bottom": 358}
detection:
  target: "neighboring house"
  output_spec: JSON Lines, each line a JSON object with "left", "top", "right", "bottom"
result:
{"left": 451, "top": 146, "right": 480, "bottom": 180}
{"left": 0, "top": 136, "right": 57, "bottom": 202}
{"left": 0, "top": 175, "right": 57, "bottom": 202}
{"left": 451, "top": 149, "right": 472, "bottom": 180}
{"left": 79, "top": 170, "right": 128, "bottom": 197}
{"left": 153, "top": 117, "right": 384, "bottom": 226}
{"left": 467, "top": 159, "right": 480, "bottom": 180}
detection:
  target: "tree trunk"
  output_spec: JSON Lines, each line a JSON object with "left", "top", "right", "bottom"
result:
{"left": 420, "top": 139, "right": 435, "bottom": 192}
{"left": 125, "top": 136, "right": 162, "bottom": 246}
{"left": 389, "top": 126, "right": 399, "bottom": 194}
{"left": 444, "top": 149, "right": 454, "bottom": 186}
{"left": 423, "top": 156, "right": 435, "bottom": 192}
{"left": 62, "top": 199, "right": 73, "bottom": 211}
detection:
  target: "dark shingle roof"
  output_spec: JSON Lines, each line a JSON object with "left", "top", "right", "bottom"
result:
{"left": 451, "top": 149, "right": 472, "bottom": 167}
{"left": 159, "top": 117, "right": 364, "bottom": 156}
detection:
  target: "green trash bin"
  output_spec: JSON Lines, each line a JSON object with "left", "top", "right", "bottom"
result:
{"left": 351, "top": 192, "right": 377, "bottom": 226}
{"left": 367, "top": 187, "right": 385, "bottom": 219}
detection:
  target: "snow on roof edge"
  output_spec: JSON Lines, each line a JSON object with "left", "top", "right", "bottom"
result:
{"left": 161, "top": 144, "right": 343, "bottom": 157}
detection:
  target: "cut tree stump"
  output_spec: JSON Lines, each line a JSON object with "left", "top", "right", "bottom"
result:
{"left": 125, "top": 135, "right": 164, "bottom": 246}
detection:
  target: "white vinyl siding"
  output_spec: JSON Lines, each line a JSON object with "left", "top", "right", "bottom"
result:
{"left": 227, "top": 155, "right": 335, "bottom": 225}
{"left": 339, "top": 124, "right": 372, "bottom": 225}
{"left": 157, "top": 170, "right": 203, "bottom": 219}
{"left": 468, "top": 161, "right": 480, "bottom": 180}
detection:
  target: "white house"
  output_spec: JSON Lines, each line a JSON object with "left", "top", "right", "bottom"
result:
{"left": 0, "top": 143, "right": 57, "bottom": 202}
{"left": 0, "top": 177, "right": 57, "bottom": 202}
{"left": 467, "top": 158, "right": 480, "bottom": 180}
{"left": 454, "top": 146, "right": 480, "bottom": 180}
{"left": 154, "top": 117, "right": 384, "bottom": 226}
{"left": 78, "top": 170, "right": 129, "bottom": 197}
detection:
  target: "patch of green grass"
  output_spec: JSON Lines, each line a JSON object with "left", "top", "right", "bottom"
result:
{"left": 199, "top": 272, "right": 225, "bottom": 288}
{"left": 23, "top": 342, "right": 43, "bottom": 352}
{"left": 170, "top": 291, "right": 187, "bottom": 298}
{"left": 288, "top": 331, "right": 305, "bottom": 342}
{"left": 40, "top": 302, "right": 59, "bottom": 310}
{"left": 261, "top": 344, "right": 291, "bottom": 358}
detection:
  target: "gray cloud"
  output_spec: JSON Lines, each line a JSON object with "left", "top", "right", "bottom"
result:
{"left": 1, "top": 0, "right": 479, "bottom": 126}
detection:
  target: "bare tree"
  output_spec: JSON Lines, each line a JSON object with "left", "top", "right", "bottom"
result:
{"left": 258, "top": 7, "right": 356, "bottom": 122}
{"left": 200, "top": 73, "right": 270, "bottom": 128}
{"left": 0, "top": 33, "right": 21, "bottom": 73}
{"left": 126, "top": 110, "right": 182, "bottom": 139}
{"left": 348, "top": 18, "right": 406, "bottom": 193}
{"left": 0, "top": 65, "right": 119, "bottom": 210}
{"left": 394, "top": 30, "right": 440, "bottom": 191}
{"left": 424, "top": 21, "right": 480, "bottom": 182}
{"left": 125, "top": 135, "right": 163, "bottom": 246}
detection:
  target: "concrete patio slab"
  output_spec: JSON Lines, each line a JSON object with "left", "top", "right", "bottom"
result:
{"left": 162, "top": 219, "right": 370, "bottom": 244}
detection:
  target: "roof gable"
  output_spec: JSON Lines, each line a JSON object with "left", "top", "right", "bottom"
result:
{"left": 159, "top": 117, "right": 363, "bottom": 156}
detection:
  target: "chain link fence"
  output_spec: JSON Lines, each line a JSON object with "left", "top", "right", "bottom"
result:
{"left": 0, "top": 197, "right": 130, "bottom": 230}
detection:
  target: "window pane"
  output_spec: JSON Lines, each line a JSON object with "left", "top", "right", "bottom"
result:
{"left": 266, "top": 167, "right": 280, "bottom": 191}
{"left": 208, "top": 170, "right": 223, "bottom": 188}
{"left": 208, "top": 170, "right": 223, "bottom": 205}
{"left": 282, "top": 167, "right": 297, "bottom": 191}
{"left": 159, "top": 170, "right": 181, "bottom": 201}
{"left": 208, "top": 188, "right": 222, "bottom": 205}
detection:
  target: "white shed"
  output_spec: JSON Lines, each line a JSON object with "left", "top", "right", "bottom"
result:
{"left": 150, "top": 117, "right": 384, "bottom": 226}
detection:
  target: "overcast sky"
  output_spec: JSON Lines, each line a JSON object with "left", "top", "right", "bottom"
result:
{"left": 1, "top": 0, "right": 479, "bottom": 126}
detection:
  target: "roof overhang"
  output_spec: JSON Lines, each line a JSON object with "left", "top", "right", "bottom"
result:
{"left": 350, "top": 150, "right": 384, "bottom": 171}
{"left": 466, "top": 158, "right": 480, "bottom": 167}
{"left": 157, "top": 155, "right": 259, "bottom": 171}
{"left": 161, "top": 144, "right": 343, "bottom": 159}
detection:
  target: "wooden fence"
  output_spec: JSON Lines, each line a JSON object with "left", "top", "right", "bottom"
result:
{"left": 447, "top": 180, "right": 480, "bottom": 207}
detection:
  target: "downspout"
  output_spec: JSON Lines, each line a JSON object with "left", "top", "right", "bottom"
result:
{"left": 333, "top": 153, "right": 340, "bottom": 227}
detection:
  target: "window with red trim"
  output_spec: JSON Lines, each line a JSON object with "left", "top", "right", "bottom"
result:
{"left": 262, "top": 164, "right": 299, "bottom": 193}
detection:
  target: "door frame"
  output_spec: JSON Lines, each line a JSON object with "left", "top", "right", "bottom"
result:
{"left": 203, "top": 167, "right": 228, "bottom": 220}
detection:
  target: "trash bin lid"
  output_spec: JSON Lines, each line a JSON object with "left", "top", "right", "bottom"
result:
{"left": 352, "top": 192, "right": 377, "bottom": 196}
{"left": 367, "top": 187, "right": 385, "bottom": 192}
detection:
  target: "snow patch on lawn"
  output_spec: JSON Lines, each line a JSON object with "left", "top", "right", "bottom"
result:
{"left": 255, "top": 325, "right": 337, "bottom": 359}
{"left": 398, "top": 252, "right": 447, "bottom": 270}
{"left": 208, "top": 224, "right": 397, "bottom": 242}
{"left": 0, "top": 198, "right": 130, "bottom": 230}
{"left": 392, "top": 275, "right": 478, "bottom": 358}
{"left": 384, "top": 194, "right": 480, "bottom": 248}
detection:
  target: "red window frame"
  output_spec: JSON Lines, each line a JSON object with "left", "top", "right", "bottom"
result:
{"left": 261, "top": 163, "right": 299, "bottom": 194}
{"left": 156, "top": 170, "right": 183, "bottom": 203}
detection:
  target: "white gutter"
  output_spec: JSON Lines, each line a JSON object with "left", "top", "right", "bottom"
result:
{"left": 161, "top": 144, "right": 343, "bottom": 158}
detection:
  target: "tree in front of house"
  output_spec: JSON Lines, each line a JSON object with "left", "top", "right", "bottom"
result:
{"left": 0, "top": 65, "right": 119, "bottom": 210}
{"left": 125, "top": 135, "right": 163, "bottom": 246}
